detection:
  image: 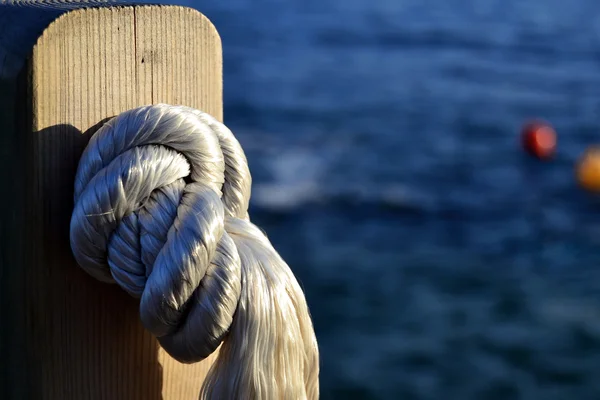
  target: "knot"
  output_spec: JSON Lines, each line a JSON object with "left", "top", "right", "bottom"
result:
{"left": 70, "top": 104, "right": 319, "bottom": 399}
{"left": 70, "top": 104, "right": 251, "bottom": 361}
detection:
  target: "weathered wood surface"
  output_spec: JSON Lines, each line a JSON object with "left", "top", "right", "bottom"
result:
{"left": 0, "top": 1, "right": 168, "bottom": 78}
{"left": 1, "top": 5, "right": 223, "bottom": 399}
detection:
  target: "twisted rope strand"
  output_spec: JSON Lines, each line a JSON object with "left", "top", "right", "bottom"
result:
{"left": 69, "top": 103, "right": 319, "bottom": 399}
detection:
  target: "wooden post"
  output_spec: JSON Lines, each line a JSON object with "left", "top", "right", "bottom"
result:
{"left": 1, "top": 5, "right": 222, "bottom": 399}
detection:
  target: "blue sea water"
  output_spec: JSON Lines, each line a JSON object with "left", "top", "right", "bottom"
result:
{"left": 197, "top": 1, "right": 600, "bottom": 398}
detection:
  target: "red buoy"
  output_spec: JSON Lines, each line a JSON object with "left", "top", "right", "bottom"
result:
{"left": 521, "top": 120, "right": 556, "bottom": 160}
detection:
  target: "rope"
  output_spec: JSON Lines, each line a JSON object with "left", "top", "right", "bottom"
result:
{"left": 70, "top": 104, "right": 320, "bottom": 399}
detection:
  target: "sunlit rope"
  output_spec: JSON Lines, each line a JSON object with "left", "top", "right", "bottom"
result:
{"left": 70, "top": 104, "right": 319, "bottom": 399}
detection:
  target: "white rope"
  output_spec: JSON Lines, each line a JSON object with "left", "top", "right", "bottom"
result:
{"left": 70, "top": 104, "right": 320, "bottom": 399}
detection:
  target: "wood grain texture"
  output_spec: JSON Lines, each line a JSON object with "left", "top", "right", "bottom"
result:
{"left": 0, "top": 1, "right": 167, "bottom": 78}
{"left": 5, "top": 5, "right": 223, "bottom": 399}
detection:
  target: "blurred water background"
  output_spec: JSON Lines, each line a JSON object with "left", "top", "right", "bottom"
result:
{"left": 196, "top": 0, "right": 600, "bottom": 398}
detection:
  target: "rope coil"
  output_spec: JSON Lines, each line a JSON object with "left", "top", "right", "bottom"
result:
{"left": 70, "top": 104, "right": 319, "bottom": 399}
